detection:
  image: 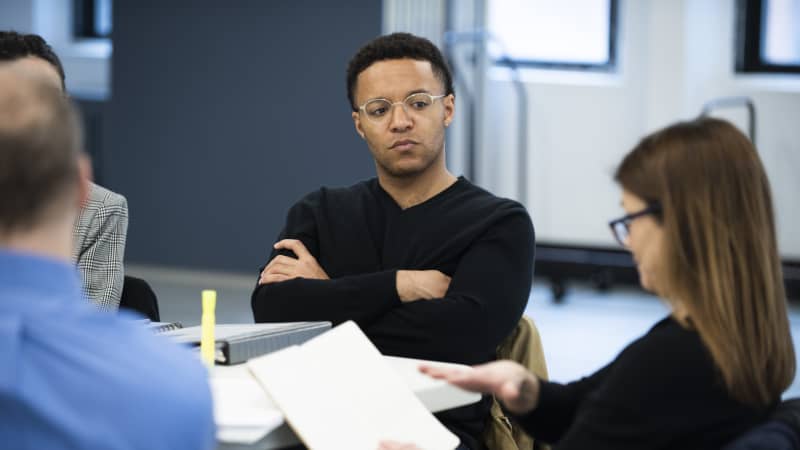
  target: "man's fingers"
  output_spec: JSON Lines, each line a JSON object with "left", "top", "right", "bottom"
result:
{"left": 263, "top": 268, "right": 293, "bottom": 280}
{"left": 434, "top": 270, "right": 450, "bottom": 279}
{"left": 274, "top": 239, "right": 312, "bottom": 259}
{"left": 266, "top": 254, "right": 296, "bottom": 270}
{"left": 432, "top": 270, "right": 451, "bottom": 293}
{"left": 272, "top": 255, "right": 296, "bottom": 264}
{"left": 264, "top": 243, "right": 328, "bottom": 281}
{"left": 260, "top": 273, "right": 292, "bottom": 285}
{"left": 265, "top": 260, "right": 295, "bottom": 275}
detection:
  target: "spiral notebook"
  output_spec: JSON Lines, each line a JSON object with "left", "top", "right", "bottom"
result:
{"left": 146, "top": 321, "right": 184, "bottom": 333}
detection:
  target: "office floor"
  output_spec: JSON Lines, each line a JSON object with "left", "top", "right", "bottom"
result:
{"left": 129, "top": 265, "right": 800, "bottom": 399}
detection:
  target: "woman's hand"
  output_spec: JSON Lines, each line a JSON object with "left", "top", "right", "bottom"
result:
{"left": 420, "top": 360, "right": 540, "bottom": 414}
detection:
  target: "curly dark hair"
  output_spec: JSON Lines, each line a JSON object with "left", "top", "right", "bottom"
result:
{"left": 346, "top": 32, "right": 454, "bottom": 111}
{"left": 0, "top": 31, "right": 65, "bottom": 90}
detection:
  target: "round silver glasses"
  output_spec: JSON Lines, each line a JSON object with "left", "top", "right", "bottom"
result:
{"left": 357, "top": 93, "right": 447, "bottom": 124}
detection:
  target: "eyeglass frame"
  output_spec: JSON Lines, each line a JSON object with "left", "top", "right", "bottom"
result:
{"left": 356, "top": 92, "right": 448, "bottom": 123}
{"left": 608, "top": 203, "right": 662, "bottom": 247}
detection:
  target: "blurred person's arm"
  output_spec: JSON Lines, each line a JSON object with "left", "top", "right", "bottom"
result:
{"left": 74, "top": 184, "right": 128, "bottom": 311}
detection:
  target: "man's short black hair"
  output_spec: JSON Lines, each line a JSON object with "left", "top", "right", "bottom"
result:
{"left": 346, "top": 32, "right": 454, "bottom": 111}
{"left": 0, "top": 31, "right": 65, "bottom": 90}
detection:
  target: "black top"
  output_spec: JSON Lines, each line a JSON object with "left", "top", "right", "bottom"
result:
{"left": 517, "top": 316, "right": 767, "bottom": 450}
{"left": 252, "top": 177, "right": 534, "bottom": 449}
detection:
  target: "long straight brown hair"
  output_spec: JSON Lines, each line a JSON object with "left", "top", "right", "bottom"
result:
{"left": 615, "top": 117, "right": 795, "bottom": 408}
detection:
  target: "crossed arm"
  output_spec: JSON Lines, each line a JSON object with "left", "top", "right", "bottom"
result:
{"left": 252, "top": 216, "right": 532, "bottom": 368}
{"left": 258, "top": 238, "right": 452, "bottom": 303}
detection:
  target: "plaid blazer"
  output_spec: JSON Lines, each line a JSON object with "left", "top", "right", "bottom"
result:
{"left": 72, "top": 183, "right": 129, "bottom": 311}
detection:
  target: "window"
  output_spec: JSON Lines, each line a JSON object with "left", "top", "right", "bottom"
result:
{"left": 736, "top": 0, "right": 800, "bottom": 73}
{"left": 74, "top": 0, "right": 113, "bottom": 39}
{"left": 487, "top": 0, "right": 618, "bottom": 71}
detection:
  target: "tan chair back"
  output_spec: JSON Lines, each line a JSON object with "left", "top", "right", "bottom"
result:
{"left": 483, "top": 316, "right": 549, "bottom": 450}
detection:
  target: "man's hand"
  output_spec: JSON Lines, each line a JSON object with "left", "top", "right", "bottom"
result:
{"left": 396, "top": 270, "right": 451, "bottom": 303}
{"left": 420, "top": 360, "right": 540, "bottom": 415}
{"left": 258, "top": 239, "right": 329, "bottom": 285}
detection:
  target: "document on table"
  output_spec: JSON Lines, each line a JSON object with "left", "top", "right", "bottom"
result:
{"left": 210, "top": 374, "right": 284, "bottom": 444}
{"left": 247, "top": 321, "right": 459, "bottom": 450}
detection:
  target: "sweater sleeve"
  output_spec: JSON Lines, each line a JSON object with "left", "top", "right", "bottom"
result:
{"left": 363, "top": 211, "right": 534, "bottom": 364}
{"left": 251, "top": 193, "right": 401, "bottom": 328}
{"left": 513, "top": 363, "right": 613, "bottom": 443}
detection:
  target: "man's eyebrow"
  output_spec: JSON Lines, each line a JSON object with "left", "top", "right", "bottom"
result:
{"left": 364, "top": 89, "right": 433, "bottom": 103}
{"left": 404, "top": 89, "right": 432, "bottom": 97}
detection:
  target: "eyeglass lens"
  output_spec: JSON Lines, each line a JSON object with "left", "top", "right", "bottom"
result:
{"left": 363, "top": 93, "right": 436, "bottom": 121}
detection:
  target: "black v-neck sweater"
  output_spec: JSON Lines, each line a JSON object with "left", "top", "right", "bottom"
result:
{"left": 252, "top": 177, "right": 534, "bottom": 449}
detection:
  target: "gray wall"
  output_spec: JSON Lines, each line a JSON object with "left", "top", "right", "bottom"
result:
{"left": 0, "top": 0, "right": 33, "bottom": 32}
{"left": 103, "top": 1, "right": 381, "bottom": 273}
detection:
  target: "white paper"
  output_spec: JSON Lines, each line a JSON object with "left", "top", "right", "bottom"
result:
{"left": 210, "top": 376, "right": 284, "bottom": 444}
{"left": 247, "top": 321, "right": 459, "bottom": 450}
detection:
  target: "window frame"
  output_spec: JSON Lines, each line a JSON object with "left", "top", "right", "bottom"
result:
{"left": 735, "top": 0, "right": 800, "bottom": 74}
{"left": 490, "top": 0, "right": 619, "bottom": 72}
{"left": 73, "top": 0, "right": 112, "bottom": 39}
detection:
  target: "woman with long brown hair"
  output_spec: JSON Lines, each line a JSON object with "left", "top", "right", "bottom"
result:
{"left": 416, "top": 117, "right": 796, "bottom": 449}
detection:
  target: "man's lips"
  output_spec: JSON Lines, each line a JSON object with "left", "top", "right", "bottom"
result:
{"left": 390, "top": 139, "right": 418, "bottom": 150}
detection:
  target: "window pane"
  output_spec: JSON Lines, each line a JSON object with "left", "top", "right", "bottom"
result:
{"left": 488, "top": 0, "right": 611, "bottom": 65}
{"left": 761, "top": 0, "right": 800, "bottom": 65}
{"left": 94, "top": 0, "right": 113, "bottom": 37}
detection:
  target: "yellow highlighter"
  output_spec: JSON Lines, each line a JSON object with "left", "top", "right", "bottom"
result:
{"left": 201, "top": 289, "right": 217, "bottom": 369}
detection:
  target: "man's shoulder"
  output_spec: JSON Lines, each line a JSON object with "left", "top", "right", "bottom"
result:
{"left": 80, "top": 183, "right": 128, "bottom": 220}
{"left": 321, "top": 178, "right": 377, "bottom": 197}
{"left": 74, "top": 183, "right": 128, "bottom": 247}
{"left": 22, "top": 307, "right": 211, "bottom": 403}
{"left": 87, "top": 183, "right": 128, "bottom": 208}
{"left": 450, "top": 178, "right": 530, "bottom": 218}
{"left": 294, "top": 178, "right": 378, "bottom": 209}
{"left": 13, "top": 310, "right": 214, "bottom": 449}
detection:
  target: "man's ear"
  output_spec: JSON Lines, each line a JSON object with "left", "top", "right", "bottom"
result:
{"left": 352, "top": 111, "right": 366, "bottom": 140}
{"left": 76, "top": 154, "right": 92, "bottom": 208}
{"left": 443, "top": 94, "right": 455, "bottom": 128}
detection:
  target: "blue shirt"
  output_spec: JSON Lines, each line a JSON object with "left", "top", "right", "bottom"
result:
{"left": 0, "top": 250, "right": 215, "bottom": 450}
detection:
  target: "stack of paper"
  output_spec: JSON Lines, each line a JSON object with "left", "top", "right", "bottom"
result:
{"left": 247, "top": 321, "right": 460, "bottom": 450}
{"left": 210, "top": 373, "right": 284, "bottom": 444}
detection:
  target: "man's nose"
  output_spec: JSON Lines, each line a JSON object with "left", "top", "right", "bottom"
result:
{"left": 388, "top": 102, "right": 413, "bottom": 131}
